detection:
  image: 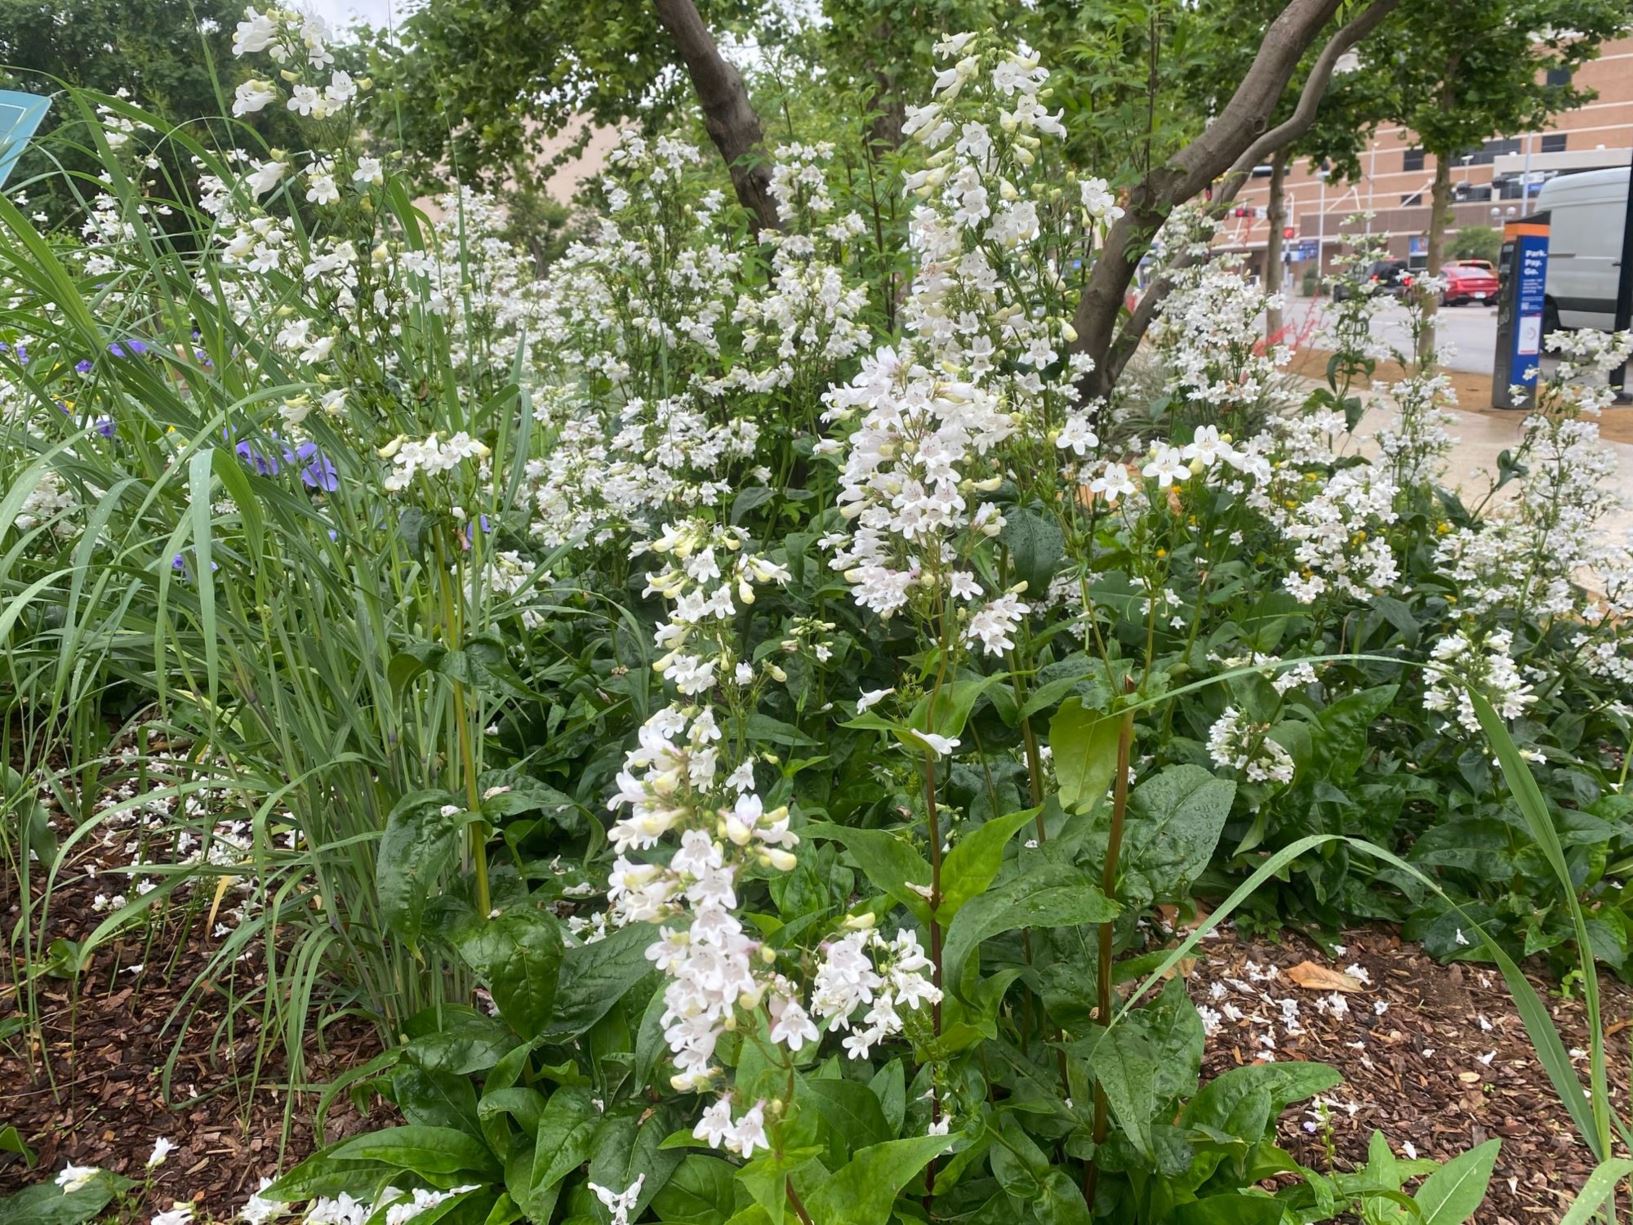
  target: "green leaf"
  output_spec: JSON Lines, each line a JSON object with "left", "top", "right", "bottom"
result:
{"left": 999, "top": 506, "right": 1065, "bottom": 593}
{"left": 1171, "top": 1194, "right": 1284, "bottom": 1224}
{"left": 650, "top": 1154, "right": 738, "bottom": 1224}
{"left": 377, "top": 791, "right": 465, "bottom": 946}
{"left": 1121, "top": 765, "right": 1236, "bottom": 904}
{"left": 906, "top": 674, "right": 1005, "bottom": 742}
{"left": 799, "top": 1133, "right": 954, "bottom": 1225}
{"left": 1414, "top": 1138, "right": 1499, "bottom": 1225}
{"left": 1559, "top": 1157, "right": 1633, "bottom": 1224}
{"left": 0, "top": 1170, "right": 130, "bottom": 1225}
{"left": 936, "top": 807, "right": 1041, "bottom": 924}
{"left": 1050, "top": 698, "right": 1121, "bottom": 816}
{"left": 394, "top": 1066, "right": 482, "bottom": 1136}
{"left": 1088, "top": 1025, "right": 1155, "bottom": 1159}
{"left": 586, "top": 1108, "right": 684, "bottom": 1222}
{"left": 522, "top": 1087, "right": 600, "bottom": 1220}
{"left": 943, "top": 863, "right": 1118, "bottom": 993}
{"left": 800, "top": 1077, "right": 892, "bottom": 1154}
{"left": 0, "top": 1125, "right": 34, "bottom": 1167}
{"left": 538, "top": 922, "right": 655, "bottom": 1040}
{"left": 806, "top": 823, "right": 932, "bottom": 924}
{"left": 456, "top": 909, "right": 565, "bottom": 1035}
{"left": 329, "top": 1125, "right": 500, "bottom": 1178}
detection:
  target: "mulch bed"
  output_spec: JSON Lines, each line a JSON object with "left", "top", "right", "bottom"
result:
{"left": 1193, "top": 924, "right": 1630, "bottom": 1222}
{"left": 0, "top": 777, "right": 392, "bottom": 1222}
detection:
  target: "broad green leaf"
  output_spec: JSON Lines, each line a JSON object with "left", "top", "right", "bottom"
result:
{"left": 906, "top": 674, "right": 1005, "bottom": 741}
{"left": 0, "top": 1170, "right": 131, "bottom": 1225}
{"left": 377, "top": 791, "right": 465, "bottom": 946}
{"left": 523, "top": 1087, "right": 599, "bottom": 1220}
{"left": 799, "top": 1133, "right": 954, "bottom": 1225}
{"left": 1121, "top": 765, "right": 1236, "bottom": 904}
{"left": 329, "top": 1125, "right": 500, "bottom": 1178}
{"left": 586, "top": 1107, "right": 686, "bottom": 1221}
{"left": 1413, "top": 1138, "right": 1499, "bottom": 1225}
{"left": 456, "top": 909, "right": 565, "bottom": 1035}
{"left": 936, "top": 806, "right": 1041, "bottom": 923}
{"left": 650, "top": 1154, "right": 738, "bottom": 1224}
{"left": 800, "top": 1077, "right": 892, "bottom": 1154}
{"left": 1088, "top": 1025, "right": 1155, "bottom": 1159}
{"left": 538, "top": 922, "right": 655, "bottom": 1040}
{"left": 943, "top": 864, "right": 1118, "bottom": 993}
{"left": 1049, "top": 698, "right": 1121, "bottom": 815}
{"left": 1171, "top": 1194, "right": 1283, "bottom": 1224}
{"left": 999, "top": 506, "right": 1065, "bottom": 593}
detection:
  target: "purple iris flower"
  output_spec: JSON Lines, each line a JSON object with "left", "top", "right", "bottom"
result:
{"left": 95, "top": 417, "right": 116, "bottom": 438}
{"left": 287, "top": 441, "right": 338, "bottom": 492}
{"left": 75, "top": 359, "right": 93, "bottom": 374}
{"left": 464, "top": 513, "right": 493, "bottom": 543}
{"left": 234, "top": 438, "right": 281, "bottom": 476}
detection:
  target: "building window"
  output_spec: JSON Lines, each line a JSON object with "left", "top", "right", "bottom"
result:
{"left": 1540, "top": 133, "right": 1567, "bottom": 153}
{"left": 1403, "top": 148, "right": 1425, "bottom": 172}
{"left": 1455, "top": 138, "right": 1523, "bottom": 167}
{"left": 1546, "top": 66, "right": 1572, "bottom": 86}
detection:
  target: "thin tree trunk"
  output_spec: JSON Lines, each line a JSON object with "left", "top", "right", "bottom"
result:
{"left": 1264, "top": 150, "right": 1289, "bottom": 341}
{"left": 653, "top": 0, "right": 781, "bottom": 233}
{"left": 1423, "top": 152, "right": 1453, "bottom": 360}
{"left": 1076, "top": 0, "right": 1402, "bottom": 399}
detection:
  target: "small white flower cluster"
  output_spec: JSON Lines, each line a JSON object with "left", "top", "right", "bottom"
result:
{"left": 810, "top": 925, "right": 940, "bottom": 1059}
{"left": 1148, "top": 243, "right": 1294, "bottom": 416}
{"left": 12, "top": 468, "right": 78, "bottom": 537}
{"left": 1263, "top": 464, "right": 1400, "bottom": 605}
{"left": 1423, "top": 627, "right": 1534, "bottom": 736}
{"left": 1375, "top": 370, "right": 1458, "bottom": 489}
{"left": 379, "top": 431, "right": 490, "bottom": 493}
{"left": 1205, "top": 706, "right": 1295, "bottom": 785}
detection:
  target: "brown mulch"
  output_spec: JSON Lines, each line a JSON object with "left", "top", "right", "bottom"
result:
{"left": 1193, "top": 924, "right": 1630, "bottom": 1222}
{"left": 1284, "top": 345, "right": 1633, "bottom": 445}
{"left": 0, "top": 782, "right": 393, "bottom": 1221}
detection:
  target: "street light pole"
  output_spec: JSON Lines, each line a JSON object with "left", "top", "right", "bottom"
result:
{"left": 1317, "top": 168, "right": 1327, "bottom": 275}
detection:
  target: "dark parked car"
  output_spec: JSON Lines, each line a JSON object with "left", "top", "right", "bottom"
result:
{"left": 1331, "top": 259, "right": 1409, "bottom": 301}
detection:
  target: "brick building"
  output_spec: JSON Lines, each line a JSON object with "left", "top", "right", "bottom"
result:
{"left": 1223, "top": 37, "right": 1633, "bottom": 276}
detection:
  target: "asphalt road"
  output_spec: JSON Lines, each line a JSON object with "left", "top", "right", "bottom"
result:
{"left": 1284, "top": 291, "right": 1499, "bottom": 374}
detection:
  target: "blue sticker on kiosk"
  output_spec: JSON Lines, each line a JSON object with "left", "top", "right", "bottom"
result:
{"left": 0, "top": 91, "right": 51, "bottom": 189}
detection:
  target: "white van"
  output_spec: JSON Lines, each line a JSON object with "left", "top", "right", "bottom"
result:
{"left": 1536, "top": 166, "right": 1628, "bottom": 333}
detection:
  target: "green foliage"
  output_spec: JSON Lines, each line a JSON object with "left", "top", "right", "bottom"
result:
{"left": 1449, "top": 225, "right": 1502, "bottom": 266}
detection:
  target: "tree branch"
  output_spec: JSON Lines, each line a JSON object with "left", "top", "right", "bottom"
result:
{"left": 1072, "top": 0, "right": 1397, "bottom": 397}
{"left": 653, "top": 0, "right": 782, "bottom": 232}
{"left": 1227, "top": 0, "right": 1401, "bottom": 184}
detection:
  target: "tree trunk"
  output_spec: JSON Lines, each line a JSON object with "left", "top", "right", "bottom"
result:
{"left": 865, "top": 18, "right": 906, "bottom": 153}
{"left": 1423, "top": 152, "right": 1452, "bottom": 361}
{"left": 1264, "top": 150, "right": 1289, "bottom": 341}
{"left": 1076, "top": 0, "right": 1402, "bottom": 398}
{"left": 653, "top": 0, "right": 781, "bottom": 233}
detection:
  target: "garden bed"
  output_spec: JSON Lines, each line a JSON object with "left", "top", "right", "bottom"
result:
{"left": 1195, "top": 925, "right": 1630, "bottom": 1223}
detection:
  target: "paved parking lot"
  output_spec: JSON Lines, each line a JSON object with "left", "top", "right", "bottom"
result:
{"left": 1285, "top": 290, "right": 1499, "bottom": 373}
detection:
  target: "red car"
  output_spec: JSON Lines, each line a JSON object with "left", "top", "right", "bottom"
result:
{"left": 1442, "top": 263, "right": 1500, "bottom": 306}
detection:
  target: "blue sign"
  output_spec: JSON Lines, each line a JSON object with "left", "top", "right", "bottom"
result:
{"left": 1290, "top": 239, "right": 1319, "bottom": 261}
{"left": 0, "top": 91, "right": 50, "bottom": 189}
{"left": 1409, "top": 235, "right": 1428, "bottom": 257}
{"left": 1507, "top": 232, "right": 1549, "bottom": 396}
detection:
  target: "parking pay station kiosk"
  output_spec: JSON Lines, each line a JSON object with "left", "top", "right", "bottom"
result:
{"left": 1492, "top": 219, "right": 1550, "bottom": 409}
